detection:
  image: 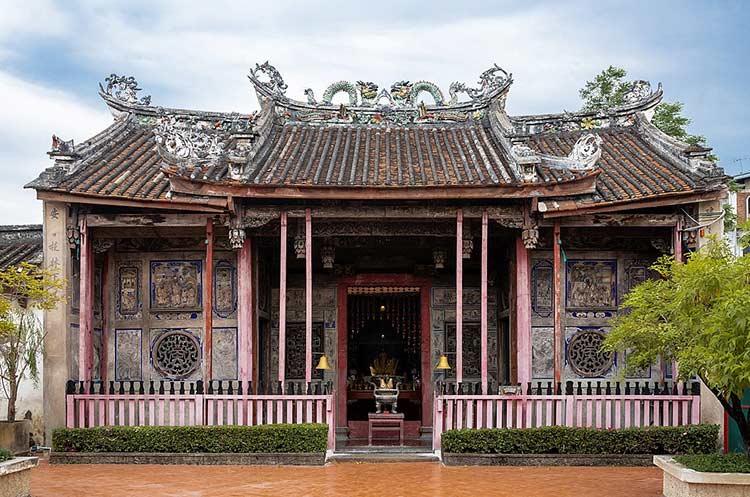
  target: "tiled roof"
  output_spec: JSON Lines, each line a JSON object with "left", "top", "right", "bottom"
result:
{"left": 0, "top": 225, "right": 43, "bottom": 269}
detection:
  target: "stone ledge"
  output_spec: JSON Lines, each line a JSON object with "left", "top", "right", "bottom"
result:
{"left": 654, "top": 455, "right": 750, "bottom": 485}
{"left": 442, "top": 453, "right": 654, "bottom": 466}
{"left": 0, "top": 457, "right": 38, "bottom": 477}
{"left": 0, "top": 457, "right": 38, "bottom": 497}
{"left": 49, "top": 452, "right": 325, "bottom": 466}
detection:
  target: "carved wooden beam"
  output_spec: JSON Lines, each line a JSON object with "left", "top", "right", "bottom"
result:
{"left": 84, "top": 213, "right": 216, "bottom": 227}
{"left": 538, "top": 213, "right": 681, "bottom": 227}
{"left": 240, "top": 205, "right": 523, "bottom": 220}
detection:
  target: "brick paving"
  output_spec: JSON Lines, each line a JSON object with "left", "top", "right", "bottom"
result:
{"left": 31, "top": 461, "right": 663, "bottom": 497}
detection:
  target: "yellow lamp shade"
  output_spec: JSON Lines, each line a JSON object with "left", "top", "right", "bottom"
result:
{"left": 315, "top": 355, "right": 331, "bottom": 370}
{"left": 435, "top": 355, "right": 451, "bottom": 370}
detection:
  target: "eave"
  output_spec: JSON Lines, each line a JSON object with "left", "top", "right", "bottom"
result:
{"left": 36, "top": 190, "right": 227, "bottom": 213}
{"left": 166, "top": 170, "right": 600, "bottom": 200}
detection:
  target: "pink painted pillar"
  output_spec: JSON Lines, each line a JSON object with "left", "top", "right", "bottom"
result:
{"left": 515, "top": 236, "right": 532, "bottom": 387}
{"left": 78, "top": 217, "right": 93, "bottom": 382}
{"left": 305, "top": 209, "right": 313, "bottom": 385}
{"left": 237, "top": 236, "right": 253, "bottom": 384}
{"left": 278, "top": 212, "right": 288, "bottom": 388}
{"left": 673, "top": 219, "right": 683, "bottom": 263}
{"left": 456, "top": 209, "right": 463, "bottom": 385}
{"left": 480, "top": 209, "right": 488, "bottom": 394}
{"left": 553, "top": 223, "right": 562, "bottom": 386}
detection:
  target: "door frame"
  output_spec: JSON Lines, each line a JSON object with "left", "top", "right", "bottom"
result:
{"left": 336, "top": 273, "right": 432, "bottom": 429}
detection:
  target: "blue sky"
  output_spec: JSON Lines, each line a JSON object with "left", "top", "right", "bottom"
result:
{"left": 1, "top": 0, "right": 748, "bottom": 223}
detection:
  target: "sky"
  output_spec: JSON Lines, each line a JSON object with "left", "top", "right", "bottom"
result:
{"left": 0, "top": 0, "right": 748, "bottom": 224}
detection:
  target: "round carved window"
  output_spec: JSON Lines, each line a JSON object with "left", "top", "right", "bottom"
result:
{"left": 153, "top": 330, "right": 201, "bottom": 379}
{"left": 567, "top": 329, "right": 613, "bottom": 377}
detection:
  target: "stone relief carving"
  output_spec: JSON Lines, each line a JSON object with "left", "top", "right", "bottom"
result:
{"left": 151, "top": 329, "right": 201, "bottom": 379}
{"left": 150, "top": 261, "right": 202, "bottom": 311}
{"left": 213, "top": 260, "right": 237, "bottom": 318}
{"left": 565, "top": 260, "right": 617, "bottom": 310}
{"left": 154, "top": 115, "right": 226, "bottom": 164}
{"left": 445, "top": 322, "right": 481, "bottom": 377}
{"left": 212, "top": 327, "right": 237, "bottom": 380}
{"left": 566, "top": 328, "right": 614, "bottom": 377}
{"left": 532, "top": 327, "right": 554, "bottom": 379}
{"left": 625, "top": 259, "right": 654, "bottom": 293}
{"left": 115, "top": 328, "right": 142, "bottom": 380}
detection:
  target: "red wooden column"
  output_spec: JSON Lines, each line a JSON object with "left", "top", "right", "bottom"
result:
{"left": 238, "top": 236, "right": 254, "bottom": 384}
{"left": 305, "top": 209, "right": 313, "bottom": 385}
{"left": 204, "top": 219, "right": 214, "bottom": 381}
{"left": 456, "top": 209, "right": 463, "bottom": 385}
{"left": 78, "top": 217, "right": 93, "bottom": 382}
{"left": 515, "top": 236, "right": 532, "bottom": 387}
{"left": 480, "top": 209, "right": 489, "bottom": 394}
{"left": 278, "top": 212, "right": 288, "bottom": 388}
{"left": 553, "top": 222, "right": 562, "bottom": 386}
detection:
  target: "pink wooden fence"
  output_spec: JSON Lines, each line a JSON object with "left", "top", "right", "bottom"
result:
{"left": 432, "top": 392, "right": 701, "bottom": 450}
{"left": 66, "top": 388, "right": 336, "bottom": 449}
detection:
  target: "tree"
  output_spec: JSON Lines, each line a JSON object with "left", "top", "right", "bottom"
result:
{"left": 0, "top": 263, "right": 64, "bottom": 422}
{"left": 580, "top": 66, "right": 717, "bottom": 161}
{"left": 603, "top": 234, "right": 750, "bottom": 455}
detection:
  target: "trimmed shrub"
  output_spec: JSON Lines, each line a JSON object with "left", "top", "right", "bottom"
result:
{"left": 0, "top": 447, "right": 13, "bottom": 462}
{"left": 675, "top": 453, "right": 750, "bottom": 473}
{"left": 442, "top": 424, "right": 718, "bottom": 455}
{"left": 52, "top": 424, "right": 328, "bottom": 454}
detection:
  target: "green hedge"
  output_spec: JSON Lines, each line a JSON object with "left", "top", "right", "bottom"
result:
{"left": 442, "top": 424, "right": 719, "bottom": 455}
{"left": 52, "top": 424, "right": 328, "bottom": 454}
{"left": 0, "top": 447, "right": 13, "bottom": 462}
{"left": 675, "top": 453, "right": 750, "bottom": 473}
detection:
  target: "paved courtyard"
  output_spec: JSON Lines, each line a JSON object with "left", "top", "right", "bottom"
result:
{"left": 31, "top": 461, "right": 663, "bottom": 497}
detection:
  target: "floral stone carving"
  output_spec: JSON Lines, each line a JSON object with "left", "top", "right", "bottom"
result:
{"left": 566, "top": 328, "right": 614, "bottom": 377}
{"left": 152, "top": 330, "right": 201, "bottom": 379}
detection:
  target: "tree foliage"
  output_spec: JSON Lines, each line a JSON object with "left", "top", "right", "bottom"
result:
{"left": 0, "top": 262, "right": 64, "bottom": 421}
{"left": 580, "top": 66, "right": 717, "bottom": 162}
{"left": 603, "top": 234, "right": 750, "bottom": 454}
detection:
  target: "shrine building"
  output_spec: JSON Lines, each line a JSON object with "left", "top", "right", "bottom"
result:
{"left": 27, "top": 63, "right": 728, "bottom": 449}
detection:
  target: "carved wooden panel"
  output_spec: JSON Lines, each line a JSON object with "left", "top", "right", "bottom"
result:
{"left": 213, "top": 260, "right": 237, "bottom": 318}
{"left": 445, "top": 322, "right": 481, "bottom": 378}
{"left": 531, "top": 259, "right": 553, "bottom": 318}
{"left": 565, "top": 260, "right": 617, "bottom": 310}
{"left": 150, "top": 260, "right": 202, "bottom": 311}
{"left": 115, "top": 328, "right": 142, "bottom": 380}
{"left": 117, "top": 264, "right": 141, "bottom": 318}
{"left": 285, "top": 322, "right": 324, "bottom": 380}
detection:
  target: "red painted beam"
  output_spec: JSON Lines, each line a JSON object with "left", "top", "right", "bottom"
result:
{"left": 278, "top": 211, "right": 288, "bottom": 387}
{"left": 480, "top": 209, "right": 488, "bottom": 394}
{"left": 78, "top": 217, "right": 93, "bottom": 382}
{"left": 553, "top": 222, "right": 562, "bottom": 386}
{"left": 456, "top": 208, "right": 463, "bottom": 385}
{"left": 238, "top": 236, "right": 253, "bottom": 384}
{"left": 515, "top": 237, "right": 532, "bottom": 387}
{"left": 204, "top": 219, "right": 214, "bottom": 381}
{"left": 305, "top": 208, "right": 313, "bottom": 385}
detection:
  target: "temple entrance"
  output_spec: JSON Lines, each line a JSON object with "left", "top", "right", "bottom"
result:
{"left": 338, "top": 279, "right": 431, "bottom": 447}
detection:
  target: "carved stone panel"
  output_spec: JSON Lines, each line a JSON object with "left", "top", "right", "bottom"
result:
{"left": 212, "top": 327, "right": 237, "bottom": 380}
{"left": 565, "top": 260, "right": 617, "bottom": 310}
{"left": 117, "top": 264, "right": 141, "bottom": 319}
{"left": 150, "top": 260, "right": 202, "bottom": 311}
{"left": 565, "top": 328, "right": 614, "bottom": 378}
{"left": 115, "top": 328, "right": 142, "bottom": 380}
{"left": 213, "top": 260, "right": 237, "bottom": 318}
{"left": 150, "top": 328, "right": 202, "bottom": 379}
{"left": 532, "top": 327, "right": 554, "bottom": 379}
{"left": 69, "top": 323, "right": 79, "bottom": 380}
{"left": 531, "top": 259, "right": 553, "bottom": 318}
{"left": 432, "top": 288, "right": 494, "bottom": 307}
{"left": 445, "top": 322, "right": 480, "bottom": 378}
{"left": 624, "top": 259, "right": 654, "bottom": 294}
{"left": 285, "top": 322, "right": 324, "bottom": 380}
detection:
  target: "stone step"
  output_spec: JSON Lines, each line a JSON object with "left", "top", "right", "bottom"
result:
{"left": 328, "top": 451, "right": 440, "bottom": 463}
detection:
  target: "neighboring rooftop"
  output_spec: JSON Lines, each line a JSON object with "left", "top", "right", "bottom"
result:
{"left": 0, "top": 225, "right": 43, "bottom": 269}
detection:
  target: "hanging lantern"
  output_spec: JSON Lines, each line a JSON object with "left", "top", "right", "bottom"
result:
{"left": 432, "top": 248, "right": 446, "bottom": 269}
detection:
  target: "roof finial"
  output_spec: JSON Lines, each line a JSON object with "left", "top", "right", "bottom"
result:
{"left": 99, "top": 74, "right": 151, "bottom": 106}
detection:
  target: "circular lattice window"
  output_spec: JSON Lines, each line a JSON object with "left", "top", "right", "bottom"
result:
{"left": 153, "top": 330, "right": 201, "bottom": 379}
{"left": 567, "top": 329, "right": 613, "bottom": 377}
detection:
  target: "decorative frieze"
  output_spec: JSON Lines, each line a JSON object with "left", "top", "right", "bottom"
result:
{"left": 531, "top": 259, "right": 553, "bottom": 318}
{"left": 150, "top": 261, "right": 202, "bottom": 311}
{"left": 213, "top": 260, "right": 237, "bottom": 318}
{"left": 565, "top": 260, "right": 617, "bottom": 310}
{"left": 116, "top": 264, "right": 141, "bottom": 319}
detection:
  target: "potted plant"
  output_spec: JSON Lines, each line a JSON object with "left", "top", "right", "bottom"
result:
{"left": 0, "top": 263, "right": 63, "bottom": 454}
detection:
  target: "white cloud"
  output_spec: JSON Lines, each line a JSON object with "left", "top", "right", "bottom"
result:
{"left": 0, "top": 71, "right": 112, "bottom": 223}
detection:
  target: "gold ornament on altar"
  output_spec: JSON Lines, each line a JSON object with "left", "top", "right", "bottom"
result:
{"left": 370, "top": 353, "right": 398, "bottom": 376}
